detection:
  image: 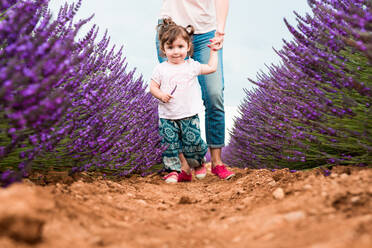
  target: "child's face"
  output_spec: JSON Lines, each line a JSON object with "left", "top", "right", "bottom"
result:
{"left": 163, "top": 37, "right": 190, "bottom": 64}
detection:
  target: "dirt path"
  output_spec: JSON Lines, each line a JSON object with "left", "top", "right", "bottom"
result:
{"left": 0, "top": 165, "right": 371, "bottom": 248}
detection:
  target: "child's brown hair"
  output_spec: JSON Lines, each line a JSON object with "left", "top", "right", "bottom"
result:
{"left": 157, "top": 17, "right": 195, "bottom": 58}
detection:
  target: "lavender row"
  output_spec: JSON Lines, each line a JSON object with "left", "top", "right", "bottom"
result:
{"left": 224, "top": 0, "right": 371, "bottom": 170}
{"left": 0, "top": 0, "right": 165, "bottom": 186}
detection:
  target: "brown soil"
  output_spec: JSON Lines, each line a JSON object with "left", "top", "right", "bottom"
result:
{"left": 0, "top": 165, "right": 371, "bottom": 248}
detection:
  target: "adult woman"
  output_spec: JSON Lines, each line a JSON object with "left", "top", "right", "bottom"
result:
{"left": 155, "top": 0, "right": 234, "bottom": 179}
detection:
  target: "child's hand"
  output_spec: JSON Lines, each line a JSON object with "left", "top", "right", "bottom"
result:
{"left": 209, "top": 31, "right": 225, "bottom": 50}
{"left": 160, "top": 93, "right": 173, "bottom": 103}
{"left": 207, "top": 41, "right": 219, "bottom": 51}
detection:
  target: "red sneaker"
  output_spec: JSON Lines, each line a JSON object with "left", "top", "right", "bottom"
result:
{"left": 178, "top": 170, "right": 192, "bottom": 182}
{"left": 194, "top": 164, "right": 207, "bottom": 179}
{"left": 163, "top": 171, "right": 178, "bottom": 183}
{"left": 211, "top": 165, "right": 235, "bottom": 180}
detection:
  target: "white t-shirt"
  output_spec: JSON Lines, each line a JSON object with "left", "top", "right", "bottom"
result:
{"left": 160, "top": 0, "right": 217, "bottom": 34}
{"left": 151, "top": 59, "right": 204, "bottom": 120}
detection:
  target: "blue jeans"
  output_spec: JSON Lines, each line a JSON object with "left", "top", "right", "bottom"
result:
{"left": 156, "top": 27, "right": 225, "bottom": 148}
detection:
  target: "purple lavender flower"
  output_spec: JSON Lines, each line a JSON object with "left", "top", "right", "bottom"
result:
{"left": 224, "top": 0, "right": 372, "bottom": 171}
{"left": 170, "top": 85, "right": 177, "bottom": 95}
{"left": 0, "top": 0, "right": 166, "bottom": 186}
{"left": 323, "top": 169, "right": 331, "bottom": 177}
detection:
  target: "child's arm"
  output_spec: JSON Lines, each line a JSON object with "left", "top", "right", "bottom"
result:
{"left": 150, "top": 80, "right": 173, "bottom": 103}
{"left": 200, "top": 46, "right": 218, "bottom": 75}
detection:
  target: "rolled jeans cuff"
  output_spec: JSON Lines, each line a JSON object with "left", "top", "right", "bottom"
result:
{"left": 208, "top": 144, "right": 225, "bottom": 149}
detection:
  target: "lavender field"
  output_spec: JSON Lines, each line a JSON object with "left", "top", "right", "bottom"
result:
{"left": 0, "top": 0, "right": 165, "bottom": 186}
{"left": 225, "top": 0, "right": 371, "bottom": 171}
{"left": 1, "top": 0, "right": 371, "bottom": 186}
{"left": 0, "top": 1, "right": 371, "bottom": 247}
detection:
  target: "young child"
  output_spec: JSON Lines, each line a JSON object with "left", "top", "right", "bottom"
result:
{"left": 150, "top": 18, "right": 218, "bottom": 183}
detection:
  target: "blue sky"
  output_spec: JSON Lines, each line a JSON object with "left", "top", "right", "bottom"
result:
{"left": 48, "top": 0, "right": 312, "bottom": 142}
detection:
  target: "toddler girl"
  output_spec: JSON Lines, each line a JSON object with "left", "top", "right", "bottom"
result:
{"left": 150, "top": 18, "right": 218, "bottom": 183}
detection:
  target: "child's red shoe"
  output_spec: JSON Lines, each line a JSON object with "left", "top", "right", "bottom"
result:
{"left": 194, "top": 164, "right": 207, "bottom": 179}
{"left": 178, "top": 170, "right": 192, "bottom": 182}
{"left": 163, "top": 171, "right": 178, "bottom": 183}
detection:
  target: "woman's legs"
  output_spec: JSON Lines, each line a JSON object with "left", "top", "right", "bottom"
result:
{"left": 192, "top": 30, "right": 225, "bottom": 167}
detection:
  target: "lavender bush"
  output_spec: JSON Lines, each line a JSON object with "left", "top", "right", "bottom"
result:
{"left": 0, "top": 0, "right": 164, "bottom": 186}
{"left": 225, "top": 0, "right": 371, "bottom": 170}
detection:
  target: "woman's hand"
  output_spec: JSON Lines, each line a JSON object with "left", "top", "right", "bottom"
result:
{"left": 209, "top": 31, "right": 225, "bottom": 50}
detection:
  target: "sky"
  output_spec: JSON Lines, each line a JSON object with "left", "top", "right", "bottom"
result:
{"left": 48, "top": 0, "right": 312, "bottom": 143}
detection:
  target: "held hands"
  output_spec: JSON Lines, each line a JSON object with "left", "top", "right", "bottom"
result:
{"left": 208, "top": 31, "right": 225, "bottom": 51}
{"left": 207, "top": 42, "right": 220, "bottom": 51}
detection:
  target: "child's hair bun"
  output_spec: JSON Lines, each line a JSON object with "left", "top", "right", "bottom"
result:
{"left": 163, "top": 17, "right": 176, "bottom": 27}
{"left": 185, "top": 25, "right": 195, "bottom": 36}
{"left": 158, "top": 17, "right": 176, "bottom": 34}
